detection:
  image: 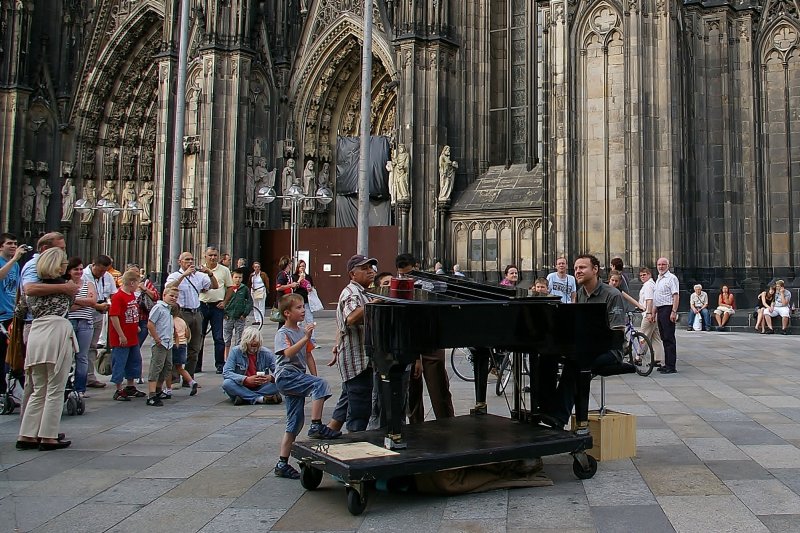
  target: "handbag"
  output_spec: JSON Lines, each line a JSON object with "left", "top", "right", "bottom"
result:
{"left": 308, "top": 288, "right": 324, "bottom": 313}
{"left": 96, "top": 348, "right": 112, "bottom": 376}
{"left": 4, "top": 316, "right": 26, "bottom": 373}
{"left": 269, "top": 306, "right": 284, "bottom": 323}
{"left": 252, "top": 287, "right": 266, "bottom": 300}
{"left": 138, "top": 290, "right": 155, "bottom": 313}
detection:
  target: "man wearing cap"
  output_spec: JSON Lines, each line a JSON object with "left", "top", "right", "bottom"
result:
{"left": 330, "top": 254, "right": 376, "bottom": 432}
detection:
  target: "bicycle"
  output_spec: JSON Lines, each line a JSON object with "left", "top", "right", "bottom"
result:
{"left": 450, "top": 347, "right": 525, "bottom": 396}
{"left": 623, "top": 311, "right": 655, "bottom": 376}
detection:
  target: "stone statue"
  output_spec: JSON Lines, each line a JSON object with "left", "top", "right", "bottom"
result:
{"left": 281, "top": 158, "right": 296, "bottom": 210}
{"left": 388, "top": 144, "right": 410, "bottom": 205}
{"left": 120, "top": 181, "right": 138, "bottom": 224}
{"left": 245, "top": 155, "right": 255, "bottom": 207}
{"left": 101, "top": 179, "right": 117, "bottom": 205}
{"left": 437, "top": 145, "right": 458, "bottom": 202}
{"left": 21, "top": 177, "right": 35, "bottom": 222}
{"left": 34, "top": 178, "right": 51, "bottom": 223}
{"left": 253, "top": 138, "right": 263, "bottom": 158}
{"left": 138, "top": 182, "right": 154, "bottom": 225}
{"left": 303, "top": 160, "right": 316, "bottom": 211}
{"left": 61, "top": 178, "right": 76, "bottom": 222}
{"left": 80, "top": 179, "right": 97, "bottom": 223}
{"left": 318, "top": 162, "right": 331, "bottom": 188}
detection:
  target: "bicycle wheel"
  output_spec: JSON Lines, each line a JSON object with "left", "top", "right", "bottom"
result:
{"left": 496, "top": 354, "right": 512, "bottom": 396}
{"left": 252, "top": 307, "right": 264, "bottom": 330}
{"left": 630, "top": 331, "right": 655, "bottom": 376}
{"left": 450, "top": 347, "right": 475, "bottom": 382}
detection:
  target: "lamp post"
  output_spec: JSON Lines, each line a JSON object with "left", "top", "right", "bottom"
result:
{"left": 75, "top": 198, "right": 142, "bottom": 251}
{"left": 257, "top": 185, "right": 333, "bottom": 265}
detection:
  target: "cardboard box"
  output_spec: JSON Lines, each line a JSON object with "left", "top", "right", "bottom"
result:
{"left": 573, "top": 409, "right": 637, "bottom": 461}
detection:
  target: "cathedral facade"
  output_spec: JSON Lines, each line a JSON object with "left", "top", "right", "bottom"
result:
{"left": 1, "top": 0, "right": 798, "bottom": 287}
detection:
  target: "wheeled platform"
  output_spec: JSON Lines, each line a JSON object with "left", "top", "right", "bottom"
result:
{"left": 291, "top": 413, "right": 597, "bottom": 515}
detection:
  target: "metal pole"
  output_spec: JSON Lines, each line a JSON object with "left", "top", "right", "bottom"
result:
{"left": 291, "top": 199, "right": 300, "bottom": 266}
{"left": 168, "top": 0, "right": 190, "bottom": 272}
{"left": 357, "top": 0, "right": 374, "bottom": 256}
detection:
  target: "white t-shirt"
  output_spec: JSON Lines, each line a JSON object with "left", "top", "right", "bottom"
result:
{"left": 638, "top": 278, "right": 655, "bottom": 308}
{"left": 547, "top": 272, "right": 576, "bottom": 304}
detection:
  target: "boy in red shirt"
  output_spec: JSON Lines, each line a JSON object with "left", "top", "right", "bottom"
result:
{"left": 110, "top": 270, "right": 146, "bottom": 401}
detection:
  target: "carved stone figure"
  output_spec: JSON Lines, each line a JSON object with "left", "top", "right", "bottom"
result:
{"left": 34, "top": 178, "right": 51, "bottom": 223}
{"left": 318, "top": 162, "right": 331, "bottom": 188}
{"left": 281, "top": 158, "right": 296, "bottom": 210}
{"left": 61, "top": 178, "right": 76, "bottom": 222}
{"left": 437, "top": 145, "right": 458, "bottom": 202}
{"left": 303, "top": 160, "right": 316, "bottom": 211}
{"left": 80, "top": 179, "right": 97, "bottom": 223}
{"left": 245, "top": 155, "right": 255, "bottom": 207}
{"left": 394, "top": 144, "right": 410, "bottom": 203}
{"left": 101, "top": 179, "right": 117, "bottom": 205}
{"left": 22, "top": 177, "right": 36, "bottom": 222}
{"left": 138, "top": 182, "right": 154, "bottom": 225}
{"left": 120, "top": 181, "right": 138, "bottom": 224}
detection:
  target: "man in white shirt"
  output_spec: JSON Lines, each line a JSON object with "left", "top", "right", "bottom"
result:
{"left": 547, "top": 256, "right": 576, "bottom": 303}
{"left": 198, "top": 246, "right": 233, "bottom": 374}
{"left": 82, "top": 255, "right": 117, "bottom": 388}
{"left": 166, "top": 251, "right": 218, "bottom": 378}
{"left": 653, "top": 257, "right": 680, "bottom": 374}
{"left": 638, "top": 267, "right": 663, "bottom": 366}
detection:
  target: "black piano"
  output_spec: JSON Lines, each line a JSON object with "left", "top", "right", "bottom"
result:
{"left": 291, "top": 272, "right": 616, "bottom": 516}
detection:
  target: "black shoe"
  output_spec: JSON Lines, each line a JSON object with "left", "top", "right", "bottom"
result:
{"left": 686, "top": 327, "right": 694, "bottom": 332}
{"left": 190, "top": 382, "right": 198, "bottom": 396}
{"left": 233, "top": 396, "right": 245, "bottom": 406}
{"left": 16, "top": 440, "right": 39, "bottom": 450}
{"left": 766, "top": 328, "right": 775, "bottom": 334}
{"left": 146, "top": 396, "right": 164, "bottom": 406}
{"left": 124, "top": 386, "right": 147, "bottom": 398}
{"left": 538, "top": 413, "right": 565, "bottom": 429}
{"left": 781, "top": 328, "right": 789, "bottom": 335}
{"left": 659, "top": 368, "right": 677, "bottom": 374}
{"left": 39, "top": 440, "right": 72, "bottom": 450}
{"left": 657, "top": 366, "right": 668, "bottom": 373}
{"left": 215, "top": 368, "right": 223, "bottom": 374}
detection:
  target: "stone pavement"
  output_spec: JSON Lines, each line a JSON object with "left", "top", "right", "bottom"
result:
{"left": 1, "top": 315, "right": 799, "bottom": 532}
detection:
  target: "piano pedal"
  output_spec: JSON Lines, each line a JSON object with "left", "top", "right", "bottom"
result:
{"left": 470, "top": 402, "right": 488, "bottom": 415}
{"left": 384, "top": 433, "right": 408, "bottom": 450}
{"left": 574, "top": 422, "right": 590, "bottom": 437}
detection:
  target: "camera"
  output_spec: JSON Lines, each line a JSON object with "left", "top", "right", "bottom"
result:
{"left": 19, "top": 244, "right": 32, "bottom": 253}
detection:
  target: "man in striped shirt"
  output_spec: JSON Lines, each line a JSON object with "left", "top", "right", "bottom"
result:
{"left": 330, "top": 254, "right": 377, "bottom": 432}
{"left": 653, "top": 257, "right": 680, "bottom": 374}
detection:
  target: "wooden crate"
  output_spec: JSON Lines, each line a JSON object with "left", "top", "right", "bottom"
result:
{"left": 573, "top": 409, "right": 636, "bottom": 461}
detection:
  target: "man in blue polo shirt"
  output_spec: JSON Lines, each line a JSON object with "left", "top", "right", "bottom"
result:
{"left": 0, "top": 233, "right": 27, "bottom": 392}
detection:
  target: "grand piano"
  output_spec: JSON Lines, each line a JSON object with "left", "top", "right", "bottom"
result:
{"left": 292, "top": 271, "right": 617, "bottom": 515}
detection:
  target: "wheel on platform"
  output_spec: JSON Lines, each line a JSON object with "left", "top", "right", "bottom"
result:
{"left": 572, "top": 454, "right": 598, "bottom": 480}
{"left": 76, "top": 395, "right": 85, "bottom": 415}
{"left": 450, "top": 347, "right": 475, "bottom": 382}
{"left": 495, "top": 355, "right": 512, "bottom": 396}
{"left": 65, "top": 396, "right": 77, "bottom": 416}
{"left": 300, "top": 465, "right": 323, "bottom": 490}
{"left": 346, "top": 487, "right": 367, "bottom": 516}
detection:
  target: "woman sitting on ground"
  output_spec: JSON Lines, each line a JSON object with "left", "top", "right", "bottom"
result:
{"left": 755, "top": 284, "right": 775, "bottom": 334}
{"left": 713, "top": 285, "right": 736, "bottom": 330}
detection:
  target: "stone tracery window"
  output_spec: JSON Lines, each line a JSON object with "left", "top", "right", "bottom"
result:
{"left": 490, "top": 0, "right": 530, "bottom": 166}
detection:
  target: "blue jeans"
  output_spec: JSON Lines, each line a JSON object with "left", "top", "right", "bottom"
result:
{"left": 201, "top": 302, "right": 225, "bottom": 370}
{"left": 222, "top": 379, "right": 279, "bottom": 404}
{"left": 330, "top": 369, "right": 373, "bottom": 432}
{"left": 687, "top": 308, "right": 712, "bottom": 330}
{"left": 276, "top": 370, "right": 333, "bottom": 434}
{"left": 137, "top": 319, "right": 149, "bottom": 347}
{"left": 69, "top": 318, "right": 93, "bottom": 393}
{"left": 111, "top": 345, "right": 142, "bottom": 385}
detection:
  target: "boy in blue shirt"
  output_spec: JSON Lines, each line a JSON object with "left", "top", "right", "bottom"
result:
{"left": 273, "top": 293, "right": 339, "bottom": 479}
{"left": 146, "top": 287, "right": 178, "bottom": 406}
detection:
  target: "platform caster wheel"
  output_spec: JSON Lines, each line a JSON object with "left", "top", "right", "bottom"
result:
{"left": 76, "top": 395, "right": 85, "bottom": 415}
{"left": 346, "top": 487, "right": 367, "bottom": 516}
{"left": 65, "top": 397, "right": 77, "bottom": 416}
{"left": 572, "top": 454, "right": 598, "bottom": 480}
{"left": 300, "top": 465, "right": 323, "bottom": 490}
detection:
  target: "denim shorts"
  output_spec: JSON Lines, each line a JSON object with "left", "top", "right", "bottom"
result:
{"left": 172, "top": 345, "right": 188, "bottom": 365}
{"left": 276, "top": 370, "right": 332, "bottom": 435}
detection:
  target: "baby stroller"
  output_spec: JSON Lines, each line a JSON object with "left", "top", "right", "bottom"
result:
{"left": 0, "top": 368, "right": 23, "bottom": 414}
{"left": 63, "top": 358, "right": 85, "bottom": 416}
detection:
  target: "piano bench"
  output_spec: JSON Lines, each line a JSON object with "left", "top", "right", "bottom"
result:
{"left": 593, "top": 362, "right": 637, "bottom": 415}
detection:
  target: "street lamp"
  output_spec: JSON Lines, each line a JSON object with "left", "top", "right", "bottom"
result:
{"left": 257, "top": 184, "right": 333, "bottom": 265}
{"left": 75, "top": 198, "right": 142, "bottom": 250}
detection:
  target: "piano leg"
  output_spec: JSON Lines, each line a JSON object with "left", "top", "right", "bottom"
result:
{"left": 470, "top": 347, "right": 491, "bottom": 415}
{"left": 380, "top": 365, "right": 408, "bottom": 449}
{"left": 574, "top": 369, "right": 592, "bottom": 433}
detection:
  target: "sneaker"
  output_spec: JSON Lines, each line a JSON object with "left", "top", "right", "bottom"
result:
{"left": 274, "top": 461, "right": 301, "bottom": 479}
{"left": 146, "top": 396, "right": 164, "bottom": 407}
{"left": 157, "top": 390, "right": 172, "bottom": 400}
{"left": 307, "top": 423, "right": 342, "bottom": 440}
{"left": 264, "top": 393, "right": 283, "bottom": 405}
{"left": 232, "top": 396, "right": 245, "bottom": 406}
{"left": 113, "top": 389, "right": 131, "bottom": 401}
{"left": 124, "top": 386, "right": 146, "bottom": 398}
{"left": 190, "top": 382, "right": 198, "bottom": 397}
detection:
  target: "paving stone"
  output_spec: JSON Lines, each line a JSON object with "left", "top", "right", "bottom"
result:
{"left": 0, "top": 450, "right": 101, "bottom": 481}
{"left": 79, "top": 454, "right": 168, "bottom": 470}
{"left": 135, "top": 451, "right": 226, "bottom": 478}
{"left": 724, "top": 480, "right": 800, "bottom": 515}
{"left": 753, "top": 396, "right": 800, "bottom": 408}
{"left": 632, "top": 444, "right": 702, "bottom": 466}
{"left": 636, "top": 428, "right": 683, "bottom": 447}
{"left": 583, "top": 469, "right": 656, "bottom": 506}
{"left": 659, "top": 495, "right": 769, "bottom": 532}
{"left": 91, "top": 478, "right": 183, "bottom": 505}
{"left": 638, "top": 465, "right": 731, "bottom": 496}
{"left": 14, "top": 468, "right": 135, "bottom": 500}
{"left": 661, "top": 414, "right": 722, "bottom": 438}
{"left": 199, "top": 507, "right": 284, "bottom": 532}
{"left": 357, "top": 492, "right": 446, "bottom": 533}
{"left": 0, "top": 495, "right": 85, "bottom": 531}
{"left": 106, "top": 497, "right": 233, "bottom": 532}
{"left": 693, "top": 408, "right": 752, "bottom": 422}
{"left": 708, "top": 421, "right": 787, "bottom": 445}
{"left": 165, "top": 466, "right": 264, "bottom": 498}
{"left": 442, "top": 490, "right": 507, "bottom": 519}
{"left": 29, "top": 503, "right": 140, "bottom": 533}
{"left": 507, "top": 494, "right": 593, "bottom": 530}
{"left": 770, "top": 469, "right": 800, "bottom": 494}
{"left": 740, "top": 445, "right": 800, "bottom": 469}
{"left": 683, "top": 438, "right": 750, "bottom": 461}
{"left": 705, "top": 460, "right": 774, "bottom": 481}
{"left": 591, "top": 504, "right": 674, "bottom": 533}
{"left": 272, "top": 485, "right": 364, "bottom": 531}
{"left": 231, "top": 475, "right": 306, "bottom": 510}
{"left": 758, "top": 514, "right": 800, "bottom": 533}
